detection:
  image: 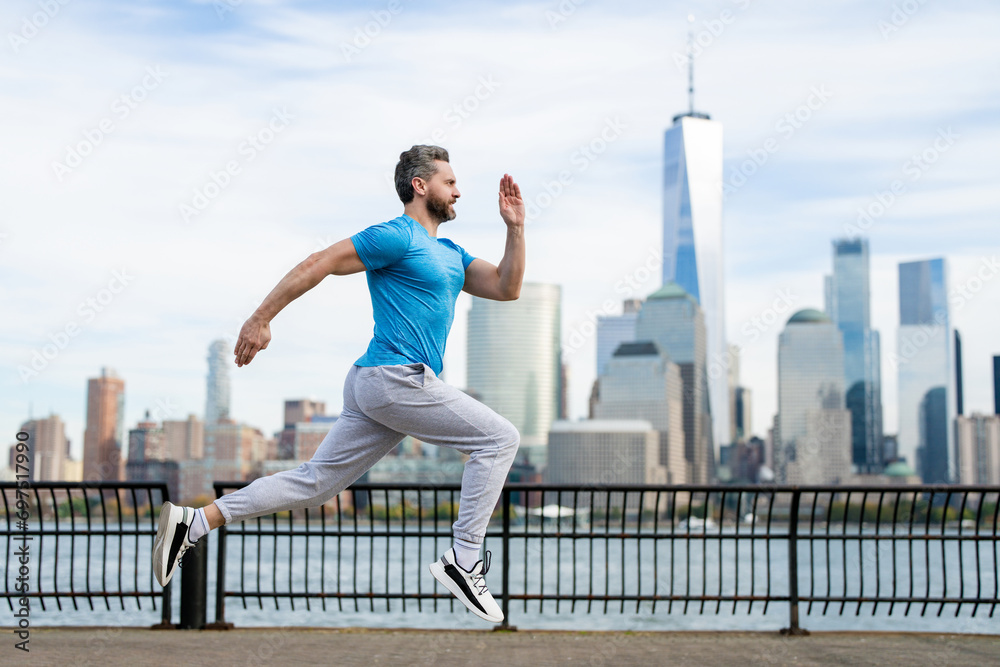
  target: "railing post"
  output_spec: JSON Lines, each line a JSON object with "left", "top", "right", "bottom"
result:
{"left": 178, "top": 537, "right": 208, "bottom": 629}
{"left": 781, "top": 489, "right": 809, "bottom": 636}
{"left": 499, "top": 487, "right": 514, "bottom": 630}
{"left": 206, "top": 521, "right": 234, "bottom": 629}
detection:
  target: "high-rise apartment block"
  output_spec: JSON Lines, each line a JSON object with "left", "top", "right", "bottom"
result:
{"left": 83, "top": 367, "right": 125, "bottom": 482}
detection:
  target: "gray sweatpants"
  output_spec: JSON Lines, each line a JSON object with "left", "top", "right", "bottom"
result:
{"left": 214, "top": 363, "right": 520, "bottom": 544}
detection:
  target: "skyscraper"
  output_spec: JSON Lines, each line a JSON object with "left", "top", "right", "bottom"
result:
{"left": 955, "top": 413, "right": 1000, "bottom": 485}
{"left": 994, "top": 356, "right": 1000, "bottom": 414}
{"left": 83, "top": 367, "right": 125, "bottom": 482}
{"left": 776, "top": 309, "right": 852, "bottom": 485}
{"left": 635, "top": 282, "right": 713, "bottom": 483}
{"left": 595, "top": 299, "right": 641, "bottom": 377}
{"left": 205, "top": 339, "right": 231, "bottom": 424}
{"left": 467, "top": 282, "right": 561, "bottom": 468}
{"left": 897, "top": 258, "right": 954, "bottom": 483}
{"left": 955, "top": 330, "right": 964, "bottom": 415}
{"left": 829, "top": 238, "right": 883, "bottom": 472}
{"left": 19, "top": 414, "right": 70, "bottom": 481}
{"left": 592, "top": 341, "right": 686, "bottom": 484}
{"left": 661, "top": 88, "right": 729, "bottom": 453}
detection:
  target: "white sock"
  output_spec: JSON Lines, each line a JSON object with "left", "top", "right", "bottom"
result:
{"left": 187, "top": 507, "right": 210, "bottom": 543}
{"left": 452, "top": 538, "right": 481, "bottom": 571}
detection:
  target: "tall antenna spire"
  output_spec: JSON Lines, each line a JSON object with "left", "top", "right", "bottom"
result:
{"left": 672, "top": 14, "right": 711, "bottom": 124}
{"left": 687, "top": 14, "right": 695, "bottom": 115}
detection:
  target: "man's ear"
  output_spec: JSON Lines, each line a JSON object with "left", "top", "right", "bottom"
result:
{"left": 411, "top": 177, "right": 426, "bottom": 197}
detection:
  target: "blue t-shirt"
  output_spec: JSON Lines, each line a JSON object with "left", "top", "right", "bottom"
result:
{"left": 350, "top": 214, "right": 475, "bottom": 374}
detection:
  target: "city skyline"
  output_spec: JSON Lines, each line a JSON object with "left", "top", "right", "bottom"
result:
{"left": 3, "top": 2, "right": 999, "bottom": 458}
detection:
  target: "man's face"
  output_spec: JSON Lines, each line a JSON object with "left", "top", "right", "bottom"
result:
{"left": 421, "top": 161, "right": 460, "bottom": 223}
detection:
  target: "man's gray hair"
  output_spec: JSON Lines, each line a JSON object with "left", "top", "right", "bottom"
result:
{"left": 394, "top": 145, "right": 450, "bottom": 204}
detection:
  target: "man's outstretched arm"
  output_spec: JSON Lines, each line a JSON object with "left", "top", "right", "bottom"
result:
{"left": 463, "top": 173, "right": 525, "bottom": 301}
{"left": 233, "top": 238, "right": 365, "bottom": 367}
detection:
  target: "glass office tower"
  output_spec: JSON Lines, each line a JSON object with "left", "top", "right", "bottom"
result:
{"left": 897, "top": 258, "right": 954, "bottom": 482}
{"left": 777, "top": 309, "right": 852, "bottom": 484}
{"left": 662, "top": 112, "right": 729, "bottom": 457}
{"left": 830, "top": 239, "right": 883, "bottom": 472}
{"left": 467, "top": 283, "right": 562, "bottom": 469}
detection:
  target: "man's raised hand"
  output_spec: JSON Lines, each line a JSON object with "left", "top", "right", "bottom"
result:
{"left": 498, "top": 173, "right": 524, "bottom": 228}
{"left": 234, "top": 315, "right": 271, "bottom": 367}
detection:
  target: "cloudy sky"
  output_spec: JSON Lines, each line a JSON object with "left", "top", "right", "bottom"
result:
{"left": 2, "top": 0, "right": 998, "bottom": 461}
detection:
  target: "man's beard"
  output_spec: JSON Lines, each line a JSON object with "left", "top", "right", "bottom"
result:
{"left": 426, "top": 190, "right": 456, "bottom": 223}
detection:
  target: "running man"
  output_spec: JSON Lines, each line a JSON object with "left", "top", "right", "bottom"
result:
{"left": 152, "top": 145, "right": 524, "bottom": 623}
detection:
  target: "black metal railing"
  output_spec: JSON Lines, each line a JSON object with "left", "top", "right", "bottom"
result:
{"left": 212, "top": 483, "right": 1000, "bottom": 632}
{"left": 0, "top": 481, "right": 172, "bottom": 626}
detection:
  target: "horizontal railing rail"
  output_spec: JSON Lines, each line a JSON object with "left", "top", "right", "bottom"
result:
{"left": 0, "top": 481, "right": 172, "bottom": 627}
{"left": 212, "top": 482, "right": 1000, "bottom": 632}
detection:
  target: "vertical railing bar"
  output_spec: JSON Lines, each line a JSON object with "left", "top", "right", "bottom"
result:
{"left": 990, "top": 491, "right": 999, "bottom": 618}
{"left": 748, "top": 492, "right": 759, "bottom": 615}
{"left": 571, "top": 488, "right": 579, "bottom": 614}
{"left": 955, "top": 491, "right": 969, "bottom": 618}
{"left": 384, "top": 488, "right": 390, "bottom": 612}
{"left": 367, "top": 489, "right": 375, "bottom": 613}
{"left": 732, "top": 491, "right": 740, "bottom": 615}
{"left": 353, "top": 490, "right": 360, "bottom": 613}
{"left": 128, "top": 487, "right": 140, "bottom": 611}
{"left": 416, "top": 488, "right": 423, "bottom": 613}
{"left": 67, "top": 488, "right": 80, "bottom": 611}
{"left": 97, "top": 488, "right": 110, "bottom": 611}
{"left": 603, "top": 489, "right": 611, "bottom": 615}
{"left": 48, "top": 487, "right": 62, "bottom": 611}
{"left": 556, "top": 490, "right": 562, "bottom": 614}
{"left": 501, "top": 487, "right": 510, "bottom": 628}
{"left": 336, "top": 493, "right": 343, "bottom": 613}
{"left": 807, "top": 491, "right": 818, "bottom": 615}
{"left": 433, "top": 487, "right": 438, "bottom": 613}
{"left": 700, "top": 491, "right": 708, "bottom": 615}
{"left": 32, "top": 487, "right": 46, "bottom": 612}
{"left": 857, "top": 490, "right": 868, "bottom": 617}
{"left": 873, "top": 490, "right": 885, "bottom": 616}
{"left": 394, "top": 489, "right": 402, "bottom": 614}
{"left": 905, "top": 490, "right": 919, "bottom": 616}
{"left": 587, "top": 490, "right": 594, "bottom": 614}
{"left": 319, "top": 503, "right": 327, "bottom": 612}
{"left": 762, "top": 491, "right": 775, "bottom": 616}
{"left": 271, "top": 512, "right": 279, "bottom": 611}
{"left": 971, "top": 492, "right": 985, "bottom": 618}
{"left": 669, "top": 489, "right": 677, "bottom": 614}
{"left": 717, "top": 490, "right": 725, "bottom": 614}
{"left": 114, "top": 488, "right": 125, "bottom": 611}
{"left": 785, "top": 488, "right": 801, "bottom": 633}
{"left": 928, "top": 491, "right": 952, "bottom": 616}
{"left": 620, "top": 490, "right": 627, "bottom": 614}
{"left": 822, "top": 491, "right": 832, "bottom": 616}
{"left": 839, "top": 490, "right": 850, "bottom": 616}
{"left": 920, "top": 491, "right": 934, "bottom": 617}
{"left": 2, "top": 489, "right": 11, "bottom": 610}
{"left": 683, "top": 492, "right": 692, "bottom": 615}
{"left": 889, "top": 490, "right": 902, "bottom": 616}
{"left": 652, "top": 489, "right": 661, "bottom": 615}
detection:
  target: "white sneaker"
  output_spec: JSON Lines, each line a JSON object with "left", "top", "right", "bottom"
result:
{"left": 152, "top": 502, "right": 197, "bottom": 587}
{"left": 429, "top": 548, "right": 504, "bottom": 623}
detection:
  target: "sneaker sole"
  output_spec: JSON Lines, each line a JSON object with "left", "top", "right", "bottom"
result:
{"left": 429, "top": 560, "right": 503, "bottom": 624}
{"left": 152, "top": 502, "right": 181, "bottom": 587}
